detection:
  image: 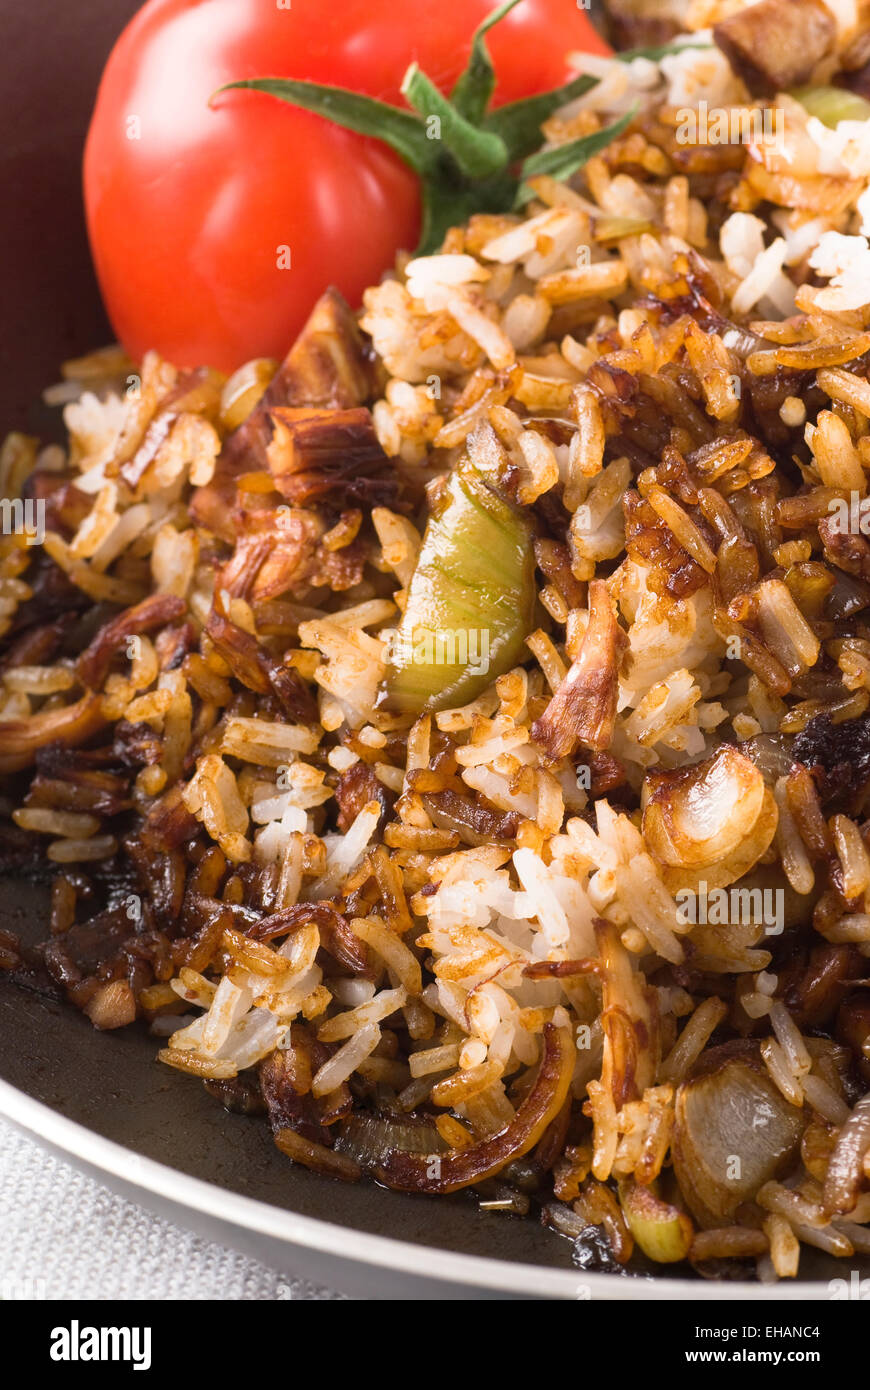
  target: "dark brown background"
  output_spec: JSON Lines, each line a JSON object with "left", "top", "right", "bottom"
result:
{"left": 0, "top": 0, "right": 143, "bottom": 430}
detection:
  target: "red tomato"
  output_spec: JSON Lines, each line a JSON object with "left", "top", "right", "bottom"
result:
{"left": 84, "top": 0, "right": 610, "bottom": 373}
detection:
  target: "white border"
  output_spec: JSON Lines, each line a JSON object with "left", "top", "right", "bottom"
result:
{"left": 0, "top": 1078, "right": 835, "bottom": 1300}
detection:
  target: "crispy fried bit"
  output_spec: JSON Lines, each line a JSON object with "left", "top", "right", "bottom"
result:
{"left": 532, "top": 580, "right": 626, "bottom": 760}
{"left": 77, "top": 593, "right": 186, "bottom": 690}
{"left": 594, "top": 918, "right": 660, "bottom": 1110}
{"left": 191, "top": 289, "right": 370, "bottom": 537}
{"left": 335, "top": 761, "right": 395, "bottom": 834}
{"left": 267, "top": 406, "right": 401, "bottom": 512}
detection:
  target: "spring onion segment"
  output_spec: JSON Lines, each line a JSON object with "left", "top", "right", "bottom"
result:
{"left": 380, "top": 454, "right": 536, "bottom": 714}
{"left": 791, "top": 84, "right": 870, "bottom": 127}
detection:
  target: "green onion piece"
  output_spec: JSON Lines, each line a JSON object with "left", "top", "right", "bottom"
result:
{"left": 791, "top": 84, "right": 870, "bottom": 128}
{"left": 620, "top": 1181, "right": 694, "bottom": 1264}
{"left": 380, "top": 455, "right": 536, "bottom": 714}
{"left": 450, "top": 0, "right": 524, "bottom": 125}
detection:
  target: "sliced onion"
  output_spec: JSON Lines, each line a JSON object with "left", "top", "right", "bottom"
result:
{"left": 661, "top": 788, "right": 778, "bottom": 895}
{"left": 738, "top": 734, "right": 795, "bottom": 787}
{"left": 643, "top": 747, "right": 765, "bottom": 869}
{"left": 672, "top": 1046, "right": 806, "bottom": 1228}
{"left": 338, "top": 1113, "right": 443, "bottom": 1166}
{"left": 274, "top": 1126, "right": 361, "bottom": 1182}
{"left": 0, "top": 692, "right": 106, "bottom": 773}
{"left": 374, "top": 1022, "right": 574, "bottom": 1194}
{"left": 248, "top": 901, "right": 370, "bottom": 977}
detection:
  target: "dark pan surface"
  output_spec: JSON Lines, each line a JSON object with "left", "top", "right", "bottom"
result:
{"left": 0, "top": 882, "right": 594, "bottom": 1280}
{"left": 3, "top": 881, "right": 866, "bottom": 1295}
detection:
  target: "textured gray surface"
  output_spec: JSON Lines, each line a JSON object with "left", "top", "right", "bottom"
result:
{"left": 0, "top": 1117, "right": 342, "bottom": 1301}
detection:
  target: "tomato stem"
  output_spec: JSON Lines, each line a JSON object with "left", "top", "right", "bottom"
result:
{"left": 215, "top": 0, "right": 638, "bottom": 256}
{"left": 516, "top": 107, "right": 637, "bottom": 205}
{"left": 400, "top": 63, "right": 509, "bottom": 180}
{"left": 213, "top": 77, "right": 435, "bottom": 175}
{"left": 449, "top": 0, "right": 524, "bottom": 124}
{"left": 480, "top": 72, "right": 600, "bottom": 159}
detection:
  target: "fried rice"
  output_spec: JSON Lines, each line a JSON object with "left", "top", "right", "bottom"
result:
{"left": 3, "top": 1, "right": 870, "bottom": 1282}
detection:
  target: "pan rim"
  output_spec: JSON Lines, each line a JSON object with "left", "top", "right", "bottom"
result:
{"left": 0, "top": 1076, "right": 837, "bottom": 1301}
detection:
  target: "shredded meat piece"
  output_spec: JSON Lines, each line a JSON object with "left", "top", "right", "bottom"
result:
{"left": 335, "top": 761, "right": 394, "bottom": 834}
{"left": 819, "top": 502, "right": 870, "bottom": 581}
{"left": 204, "top": 610, "right": 318, "bottom": 722}
{"left": 77, "top": 593, "right": 186, "bottom": 689}
{"left": 267, "top": 406, "right": 401, "bottom": 512}
{"left": 713, "top": 0, "right": 836, "bottom": 96}
{"left": 601, "top": 0, "right": 681, "bottom": 51}
{"left": 225, "top": 290, "right": 371, "bottom": 470}
{"left": 191, "top": 288, "right": 370, "bottom": 539}
{"left": 532, "top": 579, "right": 626, "bottom": 760}
{"left": 218, "top": 504, "right": 365, "bottom": 603}
{"left": 258, "top": 1031, "right": 332, "bottom": 1146}
{"left": 218, "top": 506, "right": 323, "bottom": 600}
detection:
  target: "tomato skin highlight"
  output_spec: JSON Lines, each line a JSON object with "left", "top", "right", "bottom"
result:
{"left": 83, "top": 0, "right": 610, "bottom": 373}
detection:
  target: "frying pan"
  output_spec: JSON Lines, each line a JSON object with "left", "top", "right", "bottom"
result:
{"left": 0, "top": 0, "right": 864, "bottom": 1299}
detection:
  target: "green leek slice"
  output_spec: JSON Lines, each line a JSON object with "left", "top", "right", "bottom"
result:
{"left": 792, "top": 84, "right": 870, "bottom": 128}
{"left": 380, "top": 455, "right": 535, "bottom": 714}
